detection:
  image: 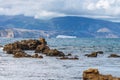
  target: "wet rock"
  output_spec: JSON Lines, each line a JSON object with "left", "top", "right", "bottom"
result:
{"left": 108, "top": 54, "right": 120, "bottom": 58}
{"left": 83, "top": 68, "right": 120, "bottom": 80}
{"left": 46, "top": 49, "right": 65, "bottom": 57}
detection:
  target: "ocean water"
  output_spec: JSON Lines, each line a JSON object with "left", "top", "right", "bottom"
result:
{"left": 0, "top": 38, "right": 120, "bottom": 80}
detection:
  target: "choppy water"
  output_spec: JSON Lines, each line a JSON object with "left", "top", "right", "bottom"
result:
{"left": 0, "top": 38, "right": 120, "bottom": 80}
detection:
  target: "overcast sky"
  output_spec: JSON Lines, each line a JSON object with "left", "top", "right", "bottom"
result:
{"left": 0, "top": 0, "right": 120, "bottom": 22}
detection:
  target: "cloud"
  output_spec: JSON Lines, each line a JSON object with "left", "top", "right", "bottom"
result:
{"left": 0, "top": 0, "right": 120, "bottom": 21}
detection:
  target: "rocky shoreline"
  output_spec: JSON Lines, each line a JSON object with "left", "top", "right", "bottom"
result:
{"left": 2, "top": 38, "right": 120, "bottom": 79}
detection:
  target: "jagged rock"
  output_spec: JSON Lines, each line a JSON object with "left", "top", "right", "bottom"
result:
{"left": 3, "top": 39, "right": 42, "bottom": 52}
{"left": 3, "top": 38, "right": 65, "bottom": 58}
{"left": 46, "top": 49, "right": 65, "bottom": 57}
{"left": 108, "top": 54, "right": 120, "bottom": 58}
{"left": 83, "top": 68, "right": 120, "bottom": 80}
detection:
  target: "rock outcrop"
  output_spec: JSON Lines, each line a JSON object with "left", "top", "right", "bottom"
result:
{"left": 83, "top": 68, "right": 120, "bottom": 80}
{"left": 3, "top": 38, "right": 66, "bottom": 58}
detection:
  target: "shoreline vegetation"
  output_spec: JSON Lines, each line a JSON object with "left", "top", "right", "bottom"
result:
{"left": 2, "top": 38, "right": 120, "bottom": 80}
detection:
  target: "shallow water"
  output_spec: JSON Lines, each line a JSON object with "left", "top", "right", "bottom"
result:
{"left": 0, "top": 38, "right": 120, "bottom": 80}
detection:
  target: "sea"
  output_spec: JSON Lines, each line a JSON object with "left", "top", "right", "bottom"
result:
{"left": 0, "top": 38, "right": 120, "bottom": 80}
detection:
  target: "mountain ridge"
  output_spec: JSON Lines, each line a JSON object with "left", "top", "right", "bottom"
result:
{"left": 0, "top": 15, "right": 120, "bottom": 38}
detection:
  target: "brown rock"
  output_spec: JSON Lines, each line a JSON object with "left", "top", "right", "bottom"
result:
{"left": 108, "top": 54, "right": 120, "bottom": 58}
{"left": 46, "top": 49, "right": 65, "bottom": 57}
{"left": 13, "top": 52, "right": 27, "bottom": 58}
{"left": 3, "top": 39, "right": 42, "bottom": 53}
{"left": 35, "top": 45, "right": 50, "bottom": 53}
{"left": 39, "top": 38, "right": 47, "bottom": 45}
{"left": 83, "top": 68, "right": 120, "bottom": 80}
{"left": 32, "top": 53, "right": 43, "bottom": 58}
{"left": 85, "top": 52, "right": 98, "bottom": 57}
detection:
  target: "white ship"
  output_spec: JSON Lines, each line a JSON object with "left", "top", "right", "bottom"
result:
{"left": 56, "top": 35, "right": 77, "bottom": 38}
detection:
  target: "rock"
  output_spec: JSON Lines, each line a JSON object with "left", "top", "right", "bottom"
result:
{"left": 32, "top": 53, "right": 43, "bottom": 58}
{"left": 66, "top": 53, "right": 72, "bottom": 56}
{"left": 12, "top": 49, "right": 25, "bottom": 54}
{"left": 0, "top": 45, "right": 3, "bottom": 47}
{"left": 42, "top": 46, "right": 50, "bottom": 54}
{"left": 108, "top": 54, "right": 120, "bottom": 58}
{"left": 39, "top": 38, "right": 47, "bottom": 45}
{"left": 3, "top": 39, "right": 42, "bottom": 52}
{"left": 35, "top": 45, "right": 50, "bottom": 53}
{"left": 85, "top": 51, "right": 104, "bottom": 57}
{"left": 83, "top": 68, "right": 120, "bottom": 80}
{"left": 13, "top": 52, "right": 27, "bottom": 58}
{"left": 58, "top": 56, "right": 79, "bottom": 60}
{"left": 46, "top": 49, "right": 65, "bottom": 57}
{"left": 85, "top": 52, "right": 98, "bottom": 57}
{"left": 3, "top": 38, "right": 65, "bottom": 59}
{"left": 96, "top": 51, "right": 104, "bottom": 54}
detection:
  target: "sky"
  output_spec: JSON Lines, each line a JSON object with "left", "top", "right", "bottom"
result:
{"left": 0, "top": 0, "right": 120, "bottom": 22}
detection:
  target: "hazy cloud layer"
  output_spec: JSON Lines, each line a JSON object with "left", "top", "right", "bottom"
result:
{"left": 0, "top": 0, "right": 120, "bottom": 21}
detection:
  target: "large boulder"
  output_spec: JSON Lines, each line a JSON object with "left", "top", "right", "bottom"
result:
{"left": 83, "top": 68, "right": 120, "bottom": 80}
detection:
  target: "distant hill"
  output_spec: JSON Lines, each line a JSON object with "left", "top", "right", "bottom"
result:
{"left": 0, "top": 15, "right": 120, "bottom": 38}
